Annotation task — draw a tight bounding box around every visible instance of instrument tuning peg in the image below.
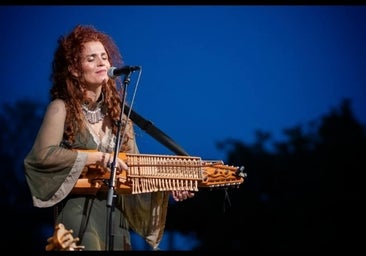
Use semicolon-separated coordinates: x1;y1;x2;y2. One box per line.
236;166;247;178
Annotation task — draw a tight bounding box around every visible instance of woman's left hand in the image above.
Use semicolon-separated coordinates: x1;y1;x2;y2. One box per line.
171;190;195;202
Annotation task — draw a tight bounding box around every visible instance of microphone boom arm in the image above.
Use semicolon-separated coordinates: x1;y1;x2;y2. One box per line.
124;105;189;156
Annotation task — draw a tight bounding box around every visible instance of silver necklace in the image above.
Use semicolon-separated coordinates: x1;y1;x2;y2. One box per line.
82;93;105;124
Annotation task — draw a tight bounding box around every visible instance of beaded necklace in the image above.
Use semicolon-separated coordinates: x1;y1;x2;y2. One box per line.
82;93;105;124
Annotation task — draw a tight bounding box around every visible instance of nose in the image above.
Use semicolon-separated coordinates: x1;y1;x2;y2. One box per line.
96;56;106;66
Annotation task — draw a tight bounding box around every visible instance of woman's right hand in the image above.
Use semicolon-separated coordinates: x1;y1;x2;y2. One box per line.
86;151;128;173
101;153;128;173
104;153;129;173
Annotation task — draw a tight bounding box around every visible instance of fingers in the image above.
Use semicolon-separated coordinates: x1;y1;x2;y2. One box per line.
106;158;128;172
102;152;128;171
171;190;195;202
114;160;128;172
118;159;128;170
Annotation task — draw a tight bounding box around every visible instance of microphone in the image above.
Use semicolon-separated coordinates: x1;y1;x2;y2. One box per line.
107;66;141;78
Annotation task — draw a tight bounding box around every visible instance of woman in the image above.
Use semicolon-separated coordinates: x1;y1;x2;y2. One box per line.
24;24;194;251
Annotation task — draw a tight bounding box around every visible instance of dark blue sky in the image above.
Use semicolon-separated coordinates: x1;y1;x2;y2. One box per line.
1;5;365;159
1;5;366;250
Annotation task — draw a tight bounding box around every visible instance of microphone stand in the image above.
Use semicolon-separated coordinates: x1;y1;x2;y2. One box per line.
105;69;190;250
106;72;131;251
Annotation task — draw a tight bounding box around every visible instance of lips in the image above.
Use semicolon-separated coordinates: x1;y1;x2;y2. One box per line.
96;69;107;74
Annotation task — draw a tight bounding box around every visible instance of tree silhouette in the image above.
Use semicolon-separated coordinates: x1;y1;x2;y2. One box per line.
167;98;365;252
1;100;54;252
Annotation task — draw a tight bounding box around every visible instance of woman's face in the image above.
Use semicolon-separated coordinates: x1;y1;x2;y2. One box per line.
79;41;111;88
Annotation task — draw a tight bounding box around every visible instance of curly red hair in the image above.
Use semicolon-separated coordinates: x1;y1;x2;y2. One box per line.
50;24;126;146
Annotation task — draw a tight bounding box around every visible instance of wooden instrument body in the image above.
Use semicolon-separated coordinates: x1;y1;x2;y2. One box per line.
72;151;246;195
